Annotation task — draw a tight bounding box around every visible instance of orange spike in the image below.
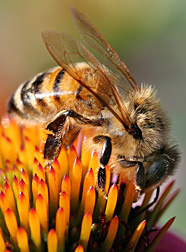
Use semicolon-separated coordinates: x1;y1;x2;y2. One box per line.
59;191;70;225
32;174;39;206
56;207;66;251
4;208;18;245
23;136;35;168
17;192;29;232
105;184;118;221
12;175;19;200
0;231;5;252
81;147;91;179
36;126;47;148
0;185;3;195
84;186;96;216
38;179;49;210
88;151;99;179
48;166;58;213
17;227;30;252
32;157;39;177
13;162;20;177
34;146;44;166
4;180;16;213
72;131;82;155
22;124;41;147
16;159;26;177
52;158;61;192
127;220;146;251
57;145;69;178
61;174;71;199
19;145;28;168
148;180;175;229
1;117;21;153
105;165;111;194
20;168;30;197
120;178;136;221
37;163;45;181
146;217;175;252
29;208;41;249
0;169;5;186
36;194;48;235
1;131;16;164
5;164;13;182
81;168;94;206
19;179;29;202
71;157;82;213
0;190;10;214
74;245;84;252
68;145;78;178
102;216;119;251
79;212;92;251
47;229;58;252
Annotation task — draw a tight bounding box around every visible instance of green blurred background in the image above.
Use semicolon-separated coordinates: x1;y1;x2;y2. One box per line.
0;0;186;240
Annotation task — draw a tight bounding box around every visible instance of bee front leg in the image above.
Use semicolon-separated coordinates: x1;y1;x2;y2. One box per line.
136;162;145;190
93;136;112;197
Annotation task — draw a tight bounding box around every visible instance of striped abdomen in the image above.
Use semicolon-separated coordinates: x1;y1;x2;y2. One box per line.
7;63;102;125
8;67;67;124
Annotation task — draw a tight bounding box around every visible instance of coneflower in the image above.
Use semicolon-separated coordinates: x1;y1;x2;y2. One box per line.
0;116;179;252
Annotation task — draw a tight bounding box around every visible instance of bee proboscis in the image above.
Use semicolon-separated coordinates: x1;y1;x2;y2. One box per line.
8;7;179;199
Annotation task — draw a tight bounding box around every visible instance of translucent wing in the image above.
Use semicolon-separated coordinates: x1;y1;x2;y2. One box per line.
70;7;139;91
42;30;131;129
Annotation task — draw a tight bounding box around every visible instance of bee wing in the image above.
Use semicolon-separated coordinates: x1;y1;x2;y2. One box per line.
42;30;131;128
70;7;139;91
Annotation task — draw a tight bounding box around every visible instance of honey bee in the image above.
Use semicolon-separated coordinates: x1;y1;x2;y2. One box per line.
8;7;179;198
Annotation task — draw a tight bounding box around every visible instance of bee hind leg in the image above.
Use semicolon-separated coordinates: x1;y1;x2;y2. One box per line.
44;112;68;161
44;109;105;161
93;135;112;198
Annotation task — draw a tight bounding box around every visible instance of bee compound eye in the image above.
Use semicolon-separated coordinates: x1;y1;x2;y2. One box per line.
128;124;142;140
145;157;168;187
134;102;139;110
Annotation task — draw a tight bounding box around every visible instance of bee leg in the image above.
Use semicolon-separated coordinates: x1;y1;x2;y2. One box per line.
44;134;62;161
136;162;145;189
44;110;86;161
64;109;105;126
134;187;160;217
44;113;67;161
93;136;112;197
44;109;105;161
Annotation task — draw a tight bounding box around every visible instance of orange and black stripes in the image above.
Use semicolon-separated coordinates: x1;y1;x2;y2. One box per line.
7;63;100;124
33;72;48;109
7;67;67;121
21;80;37;114
7;93;24;117
53;69;65;102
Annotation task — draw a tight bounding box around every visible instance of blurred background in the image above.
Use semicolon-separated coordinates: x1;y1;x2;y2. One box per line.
0;0;186;239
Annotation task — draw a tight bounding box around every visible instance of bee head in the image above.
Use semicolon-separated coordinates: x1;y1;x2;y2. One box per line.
127;85;168;154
